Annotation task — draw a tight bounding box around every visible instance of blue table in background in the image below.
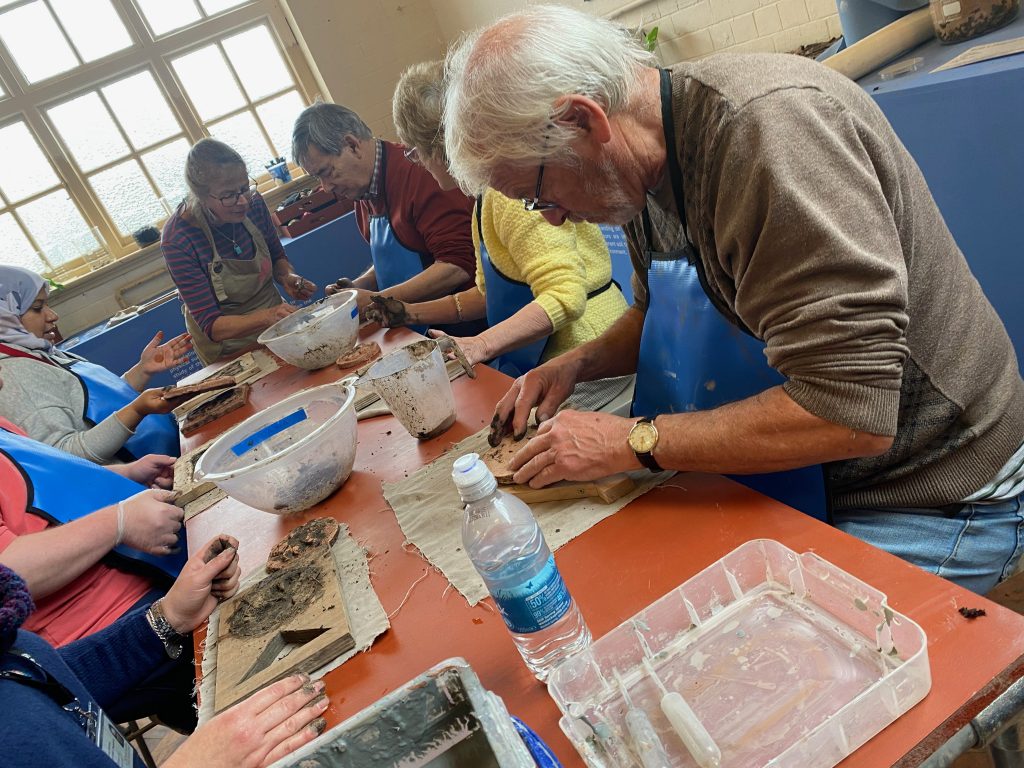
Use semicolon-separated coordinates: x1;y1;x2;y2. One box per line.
859;14;1024;370
60;212;372;384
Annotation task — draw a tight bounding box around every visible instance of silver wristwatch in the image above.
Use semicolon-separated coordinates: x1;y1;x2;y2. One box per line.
146;600;186;660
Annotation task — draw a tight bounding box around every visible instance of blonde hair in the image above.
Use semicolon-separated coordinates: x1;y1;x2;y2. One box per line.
445;5;655;194
184;138;246;219
392;60;446;162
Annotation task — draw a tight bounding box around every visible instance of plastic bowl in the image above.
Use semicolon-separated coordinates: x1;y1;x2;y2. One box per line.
194;382;357;514
257;290;359;370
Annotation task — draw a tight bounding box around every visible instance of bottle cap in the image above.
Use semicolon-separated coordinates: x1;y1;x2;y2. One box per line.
452;453;497;501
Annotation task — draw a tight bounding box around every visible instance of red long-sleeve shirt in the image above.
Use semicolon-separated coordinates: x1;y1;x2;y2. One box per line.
354;141;476;288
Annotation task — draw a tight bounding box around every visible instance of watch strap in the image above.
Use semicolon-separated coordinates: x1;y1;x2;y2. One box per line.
146;600;186;660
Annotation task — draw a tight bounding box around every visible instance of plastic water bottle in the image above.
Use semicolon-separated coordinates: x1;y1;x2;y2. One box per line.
452;452;591;680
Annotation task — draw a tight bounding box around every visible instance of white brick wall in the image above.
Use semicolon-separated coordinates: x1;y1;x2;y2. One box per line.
627;0;839;63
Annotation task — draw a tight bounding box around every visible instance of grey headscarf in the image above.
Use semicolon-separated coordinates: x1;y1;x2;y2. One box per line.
0;266;55;354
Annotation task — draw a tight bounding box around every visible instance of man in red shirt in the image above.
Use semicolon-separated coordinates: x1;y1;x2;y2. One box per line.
292;102;483;333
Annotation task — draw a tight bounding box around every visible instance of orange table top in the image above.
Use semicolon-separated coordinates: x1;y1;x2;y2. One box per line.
185;326;1024;767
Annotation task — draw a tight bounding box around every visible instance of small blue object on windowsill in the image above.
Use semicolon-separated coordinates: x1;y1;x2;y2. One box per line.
266;157;292;185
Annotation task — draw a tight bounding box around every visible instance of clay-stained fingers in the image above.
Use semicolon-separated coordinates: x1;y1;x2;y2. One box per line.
259;693;330;766
252;676;326;736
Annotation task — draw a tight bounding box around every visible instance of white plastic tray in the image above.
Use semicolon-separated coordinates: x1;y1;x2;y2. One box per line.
548;539;931;767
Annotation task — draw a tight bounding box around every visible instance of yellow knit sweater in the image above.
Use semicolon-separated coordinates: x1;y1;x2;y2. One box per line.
472;190;627;360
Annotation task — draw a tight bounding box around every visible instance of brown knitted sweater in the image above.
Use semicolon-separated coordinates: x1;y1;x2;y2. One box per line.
626;54;1024;511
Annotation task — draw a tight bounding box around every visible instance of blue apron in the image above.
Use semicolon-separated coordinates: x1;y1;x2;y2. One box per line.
66;358;180;460
0;428;185;582
476;201;548;378
631;69;828;522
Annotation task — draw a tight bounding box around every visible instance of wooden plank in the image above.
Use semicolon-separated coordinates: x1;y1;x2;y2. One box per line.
214;547;354;712
161;375;236;401
503;473;637;505
173;442;225;509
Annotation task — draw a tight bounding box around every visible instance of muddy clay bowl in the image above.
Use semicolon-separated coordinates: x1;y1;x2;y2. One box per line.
194;382;357;514
257;290;358;370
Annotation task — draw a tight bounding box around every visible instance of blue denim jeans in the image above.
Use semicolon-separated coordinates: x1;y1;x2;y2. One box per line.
833;491;1024;595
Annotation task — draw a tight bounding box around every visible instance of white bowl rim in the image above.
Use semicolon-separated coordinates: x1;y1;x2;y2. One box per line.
256;289;358;345
195;381;356;482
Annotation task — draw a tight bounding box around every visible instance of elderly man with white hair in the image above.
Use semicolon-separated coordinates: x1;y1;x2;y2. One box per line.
444;6;1024;593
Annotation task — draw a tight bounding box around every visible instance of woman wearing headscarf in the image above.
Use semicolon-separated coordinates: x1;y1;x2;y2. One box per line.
378;60;628;377
0;265;190;463
0;547;330;767
162;138;316;366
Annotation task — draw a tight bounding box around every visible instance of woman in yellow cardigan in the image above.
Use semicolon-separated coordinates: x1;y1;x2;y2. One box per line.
373;60;627;377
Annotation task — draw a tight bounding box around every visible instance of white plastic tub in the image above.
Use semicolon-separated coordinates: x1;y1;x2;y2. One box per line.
194;382;357;514
548;539;931;768
257;290;359;370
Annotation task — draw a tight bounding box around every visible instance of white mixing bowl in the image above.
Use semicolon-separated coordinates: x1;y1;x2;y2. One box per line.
194;382;357;514
257;290;359;370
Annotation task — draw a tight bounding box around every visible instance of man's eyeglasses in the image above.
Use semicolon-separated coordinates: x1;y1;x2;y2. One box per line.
522;163;559;212
209;180;258;206
403;146;420;164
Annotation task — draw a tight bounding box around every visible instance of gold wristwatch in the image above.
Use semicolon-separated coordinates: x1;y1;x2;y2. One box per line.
628;417;662;472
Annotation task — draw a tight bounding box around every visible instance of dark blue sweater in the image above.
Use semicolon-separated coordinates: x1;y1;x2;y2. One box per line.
0;611;169;767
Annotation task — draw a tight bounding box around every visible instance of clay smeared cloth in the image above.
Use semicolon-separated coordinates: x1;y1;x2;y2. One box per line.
197;523;388;722
382;426;673;605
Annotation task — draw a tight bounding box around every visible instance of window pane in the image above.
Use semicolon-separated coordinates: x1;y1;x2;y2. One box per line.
48;0;132;63
48;93;129;172
135;0;200;36
141;139;190;207
198;0;249;14
90;160;164;235
255;90;304;160
208;111;272;174
222;25;292;101
102;71;180;150
18;191;97;267
172;45;246;121
0;121;60;202
0;213;45;272
0;2;79;83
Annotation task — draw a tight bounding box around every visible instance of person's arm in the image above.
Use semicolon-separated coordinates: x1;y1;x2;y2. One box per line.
208;305;296;343
0;359;132;463
366;287;484;327
247;197;316;302
508;385;894;487
381;261;470;303
0;490;182;598
123;332;193;392
272;257;315;301
430;302;553;367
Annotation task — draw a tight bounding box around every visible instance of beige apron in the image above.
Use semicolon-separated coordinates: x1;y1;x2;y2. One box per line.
184;210;284;365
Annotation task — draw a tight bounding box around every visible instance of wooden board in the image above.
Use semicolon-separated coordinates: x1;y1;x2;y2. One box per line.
179;383;250;436
502;473;637;504
172;350;277;418
482;427;538;484
214;547;354;712
173;442;225;516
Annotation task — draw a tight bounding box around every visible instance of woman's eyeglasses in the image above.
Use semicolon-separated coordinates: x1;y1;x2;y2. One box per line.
210;179;258;205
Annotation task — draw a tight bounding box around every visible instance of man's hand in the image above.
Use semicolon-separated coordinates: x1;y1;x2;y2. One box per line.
115;454;176;488
488;356;582;446
363;294;409;327
119;489;183;554
163;674;328;768
139;332;192;375
510;410;641;487
160;535;240;633
325;277;353;297
280;273;316;301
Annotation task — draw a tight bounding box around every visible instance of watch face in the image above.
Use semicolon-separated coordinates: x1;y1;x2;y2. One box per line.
629;421;658;453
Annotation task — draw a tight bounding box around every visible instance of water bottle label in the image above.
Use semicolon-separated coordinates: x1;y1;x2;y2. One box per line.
491;554;572;634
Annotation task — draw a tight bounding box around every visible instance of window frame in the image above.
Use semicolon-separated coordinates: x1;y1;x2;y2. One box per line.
0;0;319;276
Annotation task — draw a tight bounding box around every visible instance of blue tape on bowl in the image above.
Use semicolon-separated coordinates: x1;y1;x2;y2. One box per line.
231;408;307;457
350;306;358;318
512;716;561;767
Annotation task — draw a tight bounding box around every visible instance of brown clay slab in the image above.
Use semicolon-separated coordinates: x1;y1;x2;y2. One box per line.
336;342;381;372
481;427;537;484
179;383;251;436
161;375;236;401
266;517;341;572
